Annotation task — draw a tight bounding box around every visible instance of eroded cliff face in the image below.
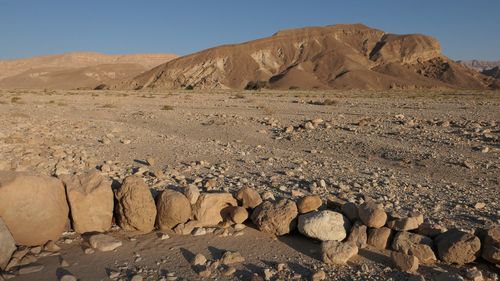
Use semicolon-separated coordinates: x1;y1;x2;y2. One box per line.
116;24;495;91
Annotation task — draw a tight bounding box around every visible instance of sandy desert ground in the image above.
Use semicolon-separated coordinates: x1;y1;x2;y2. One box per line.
0;89;499;281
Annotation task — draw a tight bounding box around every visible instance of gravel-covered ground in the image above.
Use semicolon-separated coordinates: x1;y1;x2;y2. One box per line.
0;89;499;281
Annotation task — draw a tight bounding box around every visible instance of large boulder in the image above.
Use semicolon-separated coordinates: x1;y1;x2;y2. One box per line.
115;176;156;233
321;241;358;265
0;171;69;246
236;187;262;209
481;225;500;264
156;189;191;230
358;201;387;228
367;227;392;250
392;231;433;253
251;199;298;236
435;229;481;264
62;172;113;233
297;195;322;214
0;218;16;270
387;213;424;231
298;210;350;241
192;193;237;226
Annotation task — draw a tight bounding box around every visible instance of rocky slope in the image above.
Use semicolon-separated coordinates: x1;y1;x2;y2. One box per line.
115;24;496;91
0;52;177;90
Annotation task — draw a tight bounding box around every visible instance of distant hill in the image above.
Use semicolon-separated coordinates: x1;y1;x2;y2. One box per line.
458;60;500;71
0;52;178;89
481;66;500;79
113;24;496;91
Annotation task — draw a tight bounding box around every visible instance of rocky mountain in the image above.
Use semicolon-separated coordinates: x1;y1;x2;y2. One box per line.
114;24;496;91
0;52;177;89
458;60;500;71
482;66;500;79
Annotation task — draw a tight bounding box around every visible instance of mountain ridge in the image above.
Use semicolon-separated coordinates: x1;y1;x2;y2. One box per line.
113;24;496;91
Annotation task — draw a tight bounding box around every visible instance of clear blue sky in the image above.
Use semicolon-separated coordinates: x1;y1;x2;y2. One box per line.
1;0;499;60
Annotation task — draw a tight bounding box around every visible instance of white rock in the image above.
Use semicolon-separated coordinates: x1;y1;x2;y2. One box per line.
298;210;351;241
88;234;122;252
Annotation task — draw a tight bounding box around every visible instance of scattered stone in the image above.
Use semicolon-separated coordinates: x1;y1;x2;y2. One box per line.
62;171;113;233
192;227;207;236
465;267;484;281
367;227;392;250
321;241;358;265
0;218;16;270
160;233;170;240
60;257;70;267
220;251;245;265
474;202;486;209
229;206;249;224
311;270;327;281
481;225;499;264
236;187;262;209
18;263;44;275
251;199;298;236
391;251;419;273
435;229;481;264
131;275;143;281
108;271;120;279
192;253;207;266
43;240;61;252
30;246;42;255
60;275;77;281
347;221;367;248
156;189;191;230
263;268;275;280
341;202;358;221
84;248;94;255
234;223;246;231
358;201;387;228
297;195;322;214
387;213;424;231
298;210;350;241
88;234;122;252
198;269;211;278
115;176;157;233
0;171;69;246
192;193;237;227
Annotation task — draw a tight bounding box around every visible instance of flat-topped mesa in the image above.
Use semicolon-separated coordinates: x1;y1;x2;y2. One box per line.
114;23;494;91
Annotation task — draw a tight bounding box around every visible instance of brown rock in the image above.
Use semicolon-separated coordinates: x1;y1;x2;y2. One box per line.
392;231;433;254
417;222;447;238
358;201;387;228
0;218;16;270
115;176;156;233
251;199;298;236
435;229;481;264
407;244;437;264
0;171;69;246
347;221;367;249
321;241;358;265
391;251;419;273
62;172;113;233
236;187;262;209
387;213;424;231
156;189;191;230
341;202;358;221
481;225;500;264
367;227;392;249
229;206;249;224
220;251;245;265
192;192;237;227
297;195;322;214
